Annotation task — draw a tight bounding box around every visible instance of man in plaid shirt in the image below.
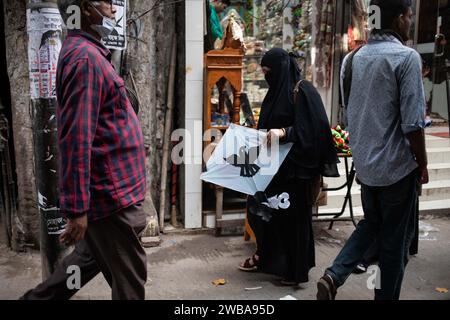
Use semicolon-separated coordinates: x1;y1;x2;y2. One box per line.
22;0;147;300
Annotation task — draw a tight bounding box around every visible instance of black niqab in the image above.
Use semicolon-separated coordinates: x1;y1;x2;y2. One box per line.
258;48;301;130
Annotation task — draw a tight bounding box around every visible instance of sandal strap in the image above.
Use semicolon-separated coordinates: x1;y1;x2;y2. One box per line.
251;254;260;267
242;255;259;268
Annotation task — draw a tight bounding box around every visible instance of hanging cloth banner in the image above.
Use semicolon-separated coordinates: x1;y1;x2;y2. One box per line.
200;124;293;196
103;0;127;51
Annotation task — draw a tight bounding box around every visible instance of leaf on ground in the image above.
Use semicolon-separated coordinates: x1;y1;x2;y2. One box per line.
435;287;448;293
212;278;227;286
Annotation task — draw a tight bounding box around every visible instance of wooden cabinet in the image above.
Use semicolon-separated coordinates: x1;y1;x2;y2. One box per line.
203;15;249;236
204;17;245;134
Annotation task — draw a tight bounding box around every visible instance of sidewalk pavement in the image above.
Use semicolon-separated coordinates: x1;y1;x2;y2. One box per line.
0;216;449;300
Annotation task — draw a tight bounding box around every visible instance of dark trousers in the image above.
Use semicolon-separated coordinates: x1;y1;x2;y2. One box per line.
326;170;418;300
21;203;147;300
359;198;420;266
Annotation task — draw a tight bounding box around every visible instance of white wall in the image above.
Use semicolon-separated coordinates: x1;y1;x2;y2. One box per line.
184;0;204;229
430;81;449;120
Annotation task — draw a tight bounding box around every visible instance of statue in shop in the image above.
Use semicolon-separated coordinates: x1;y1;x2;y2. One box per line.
216;10;246;51
220;8;245;34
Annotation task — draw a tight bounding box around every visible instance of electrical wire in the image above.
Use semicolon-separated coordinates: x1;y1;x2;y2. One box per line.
127;0;185;24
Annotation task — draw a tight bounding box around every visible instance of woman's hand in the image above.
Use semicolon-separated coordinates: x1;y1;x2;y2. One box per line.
267;128;286;147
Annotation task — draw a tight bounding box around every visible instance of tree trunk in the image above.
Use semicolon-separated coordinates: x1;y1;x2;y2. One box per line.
125;0;177;221
1;0;181;251
3;0;40;250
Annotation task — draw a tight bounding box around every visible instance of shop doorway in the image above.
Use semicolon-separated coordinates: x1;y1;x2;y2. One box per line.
416;0;450;124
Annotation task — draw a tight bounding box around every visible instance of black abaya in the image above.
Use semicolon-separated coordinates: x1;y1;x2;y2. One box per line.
248;173;319;283
247;48;339;283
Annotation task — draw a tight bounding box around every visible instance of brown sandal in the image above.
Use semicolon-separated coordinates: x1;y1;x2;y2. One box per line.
238;254;259;272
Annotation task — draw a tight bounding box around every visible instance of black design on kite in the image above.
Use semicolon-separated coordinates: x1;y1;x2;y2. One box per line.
224;146;261;177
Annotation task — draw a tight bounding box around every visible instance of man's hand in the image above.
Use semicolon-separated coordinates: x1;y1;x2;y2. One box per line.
267;129;286;147
59;214;88;246
406;129;428;185
419;166;429;185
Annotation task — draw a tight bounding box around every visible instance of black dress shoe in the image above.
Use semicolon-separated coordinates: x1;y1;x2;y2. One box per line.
317;274;337;300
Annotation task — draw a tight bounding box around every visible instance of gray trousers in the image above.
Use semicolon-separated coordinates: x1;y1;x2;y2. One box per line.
21;203;147;300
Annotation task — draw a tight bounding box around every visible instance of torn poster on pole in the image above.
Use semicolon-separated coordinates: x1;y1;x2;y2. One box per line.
27;7;63;99
27;5;66;236
102;0;127;50
200;124;293;195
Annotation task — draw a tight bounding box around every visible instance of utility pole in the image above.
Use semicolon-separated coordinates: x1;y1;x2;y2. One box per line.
26;0;68;279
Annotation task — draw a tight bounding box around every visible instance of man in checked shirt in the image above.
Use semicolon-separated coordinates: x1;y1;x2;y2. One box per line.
21;0;148;300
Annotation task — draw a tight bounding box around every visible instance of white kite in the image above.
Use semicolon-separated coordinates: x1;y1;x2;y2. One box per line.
200;124;293;196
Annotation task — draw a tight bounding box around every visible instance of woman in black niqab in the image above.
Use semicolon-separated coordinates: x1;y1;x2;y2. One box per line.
239;48;339;285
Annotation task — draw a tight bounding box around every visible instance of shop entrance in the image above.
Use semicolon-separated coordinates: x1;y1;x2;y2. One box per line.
416;0;450;124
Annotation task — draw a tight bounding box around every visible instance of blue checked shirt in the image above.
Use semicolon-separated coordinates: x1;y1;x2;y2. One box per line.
341;32;426;187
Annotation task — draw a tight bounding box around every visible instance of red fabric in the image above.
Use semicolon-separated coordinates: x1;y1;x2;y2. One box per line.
427;132;450;138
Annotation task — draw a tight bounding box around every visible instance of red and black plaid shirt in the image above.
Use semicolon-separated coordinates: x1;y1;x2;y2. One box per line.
56;30;146;221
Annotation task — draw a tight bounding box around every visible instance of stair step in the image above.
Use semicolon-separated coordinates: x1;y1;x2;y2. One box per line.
333;147;450;171
317;199;450;219
428;163;450;180
425;135;450;148
323;179;450;208
427;147;450;164
325;162;450;188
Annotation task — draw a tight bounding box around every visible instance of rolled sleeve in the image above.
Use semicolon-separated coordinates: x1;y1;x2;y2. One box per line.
399;51;426;134
57;59;102;219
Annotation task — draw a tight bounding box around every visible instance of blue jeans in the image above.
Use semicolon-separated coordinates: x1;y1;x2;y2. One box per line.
325;169;418;300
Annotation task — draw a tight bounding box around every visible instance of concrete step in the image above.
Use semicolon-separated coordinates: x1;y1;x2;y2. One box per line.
427;147;450;164
333;146;450;171
425;135;450;148
325;163;450;188
317;199;450;219
428;163;450;180
323;179;450;208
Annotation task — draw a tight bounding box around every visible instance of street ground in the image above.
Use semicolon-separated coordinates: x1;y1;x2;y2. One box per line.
0;216;449;300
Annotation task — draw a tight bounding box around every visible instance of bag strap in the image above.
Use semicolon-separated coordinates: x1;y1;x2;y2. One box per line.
293;79;305;104
343;45;364;108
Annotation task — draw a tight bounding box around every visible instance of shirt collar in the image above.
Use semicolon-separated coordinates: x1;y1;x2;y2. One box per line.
67;29;112;60
369;31;404;45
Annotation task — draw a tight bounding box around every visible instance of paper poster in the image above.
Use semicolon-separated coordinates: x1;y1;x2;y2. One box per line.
103;0;127;50
27;7;63;100
38;192;66;235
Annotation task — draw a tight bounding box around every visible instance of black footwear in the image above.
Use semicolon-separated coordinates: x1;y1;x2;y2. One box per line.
352;263;368;274
316;274;337;300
